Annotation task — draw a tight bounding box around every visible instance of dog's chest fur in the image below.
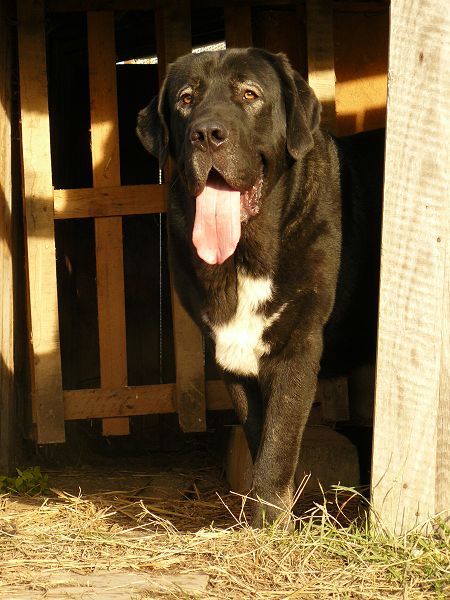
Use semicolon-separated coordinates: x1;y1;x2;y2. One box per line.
206;272;284;377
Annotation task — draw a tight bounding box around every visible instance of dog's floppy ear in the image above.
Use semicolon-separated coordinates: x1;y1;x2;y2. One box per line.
136;88;169;167
269;53;321;160
287;71;321;159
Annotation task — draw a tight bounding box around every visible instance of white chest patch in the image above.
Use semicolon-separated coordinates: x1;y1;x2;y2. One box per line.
212;274;279;377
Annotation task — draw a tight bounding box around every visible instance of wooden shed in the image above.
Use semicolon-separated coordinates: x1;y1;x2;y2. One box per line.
0;0;448;535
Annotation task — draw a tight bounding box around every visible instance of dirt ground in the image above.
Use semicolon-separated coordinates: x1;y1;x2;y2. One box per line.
1;446;447;599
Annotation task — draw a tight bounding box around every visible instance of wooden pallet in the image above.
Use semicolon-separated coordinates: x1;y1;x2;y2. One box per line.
16;0;387;445
17;0;209;442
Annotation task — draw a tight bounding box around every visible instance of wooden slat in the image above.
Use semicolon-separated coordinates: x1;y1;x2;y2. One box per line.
17;0;65;444
371;0;450;534
47;0;155;10
306;0;347;425
64;380;232;420
224;6;253;48
252;4;307;77
87;11;129;435
53;184;167;219
0;0;14;471
155;0;207;433
306;0;336;133
46;0;387;12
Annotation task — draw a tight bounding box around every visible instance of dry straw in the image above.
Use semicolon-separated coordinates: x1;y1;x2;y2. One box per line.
0;470;448;599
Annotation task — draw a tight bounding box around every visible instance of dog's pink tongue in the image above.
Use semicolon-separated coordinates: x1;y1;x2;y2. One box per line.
193;182;241;265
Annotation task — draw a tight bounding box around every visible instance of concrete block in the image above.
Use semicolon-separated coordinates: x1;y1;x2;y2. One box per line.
226;425;359;495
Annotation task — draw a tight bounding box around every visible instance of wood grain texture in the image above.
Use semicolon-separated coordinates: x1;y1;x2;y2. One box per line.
156;0;207;433
306;0;336;133
53;184;167;219
371;0;450;533
64;380;232;420
17;0;65;444
87;11;129;435
224;5;253;48
0;0;15;470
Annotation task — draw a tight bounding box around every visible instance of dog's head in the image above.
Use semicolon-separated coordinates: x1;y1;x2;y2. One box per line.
137;48;321;264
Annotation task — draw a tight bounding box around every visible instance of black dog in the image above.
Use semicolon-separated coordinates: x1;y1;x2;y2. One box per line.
137;48;383;526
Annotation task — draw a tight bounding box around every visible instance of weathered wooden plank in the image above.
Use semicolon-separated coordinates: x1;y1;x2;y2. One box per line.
87;11;129;435
17;0;65;444
155;0;207;433
437;204;450;519
0;0;15;471
371;0;450;534
224;5;253;48
64;380;232;420
306;0;336;133
53;184;167;219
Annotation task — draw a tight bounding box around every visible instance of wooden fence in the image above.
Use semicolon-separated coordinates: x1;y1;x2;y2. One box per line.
16;0;388;442
17;0;231;443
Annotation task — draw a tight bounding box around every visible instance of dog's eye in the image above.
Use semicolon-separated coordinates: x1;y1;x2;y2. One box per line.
243;89;258;101
180;92;193;105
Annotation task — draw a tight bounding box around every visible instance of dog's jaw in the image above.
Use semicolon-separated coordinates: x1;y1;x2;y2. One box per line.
240;173;264;222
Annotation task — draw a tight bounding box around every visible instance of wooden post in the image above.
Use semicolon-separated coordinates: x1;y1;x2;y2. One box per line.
155;0;206;432
0;0;15;471
371;0;450;534
224;6;253;48
87;12;129;436
306;0;336;133
306;0;349;425
17;0;65;444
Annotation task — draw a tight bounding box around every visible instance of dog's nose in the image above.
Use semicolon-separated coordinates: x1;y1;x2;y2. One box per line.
190;122;228;151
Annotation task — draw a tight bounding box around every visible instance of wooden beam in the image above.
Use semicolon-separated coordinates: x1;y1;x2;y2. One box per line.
17;0;65;444
306;0;336;133
371;0;450;534
46;0;296;10
0;0;15;471
64;380;232;420
224;5;253;48
53;184;167;219
47;0;155;10
87;11;129;436
155;0;207;433
305;0;349;426
45;0;387;12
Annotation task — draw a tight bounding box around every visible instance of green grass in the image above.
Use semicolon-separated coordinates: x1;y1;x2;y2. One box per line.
0;466;50;495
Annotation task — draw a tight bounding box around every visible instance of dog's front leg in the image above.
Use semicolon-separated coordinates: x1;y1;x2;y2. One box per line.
251;333;323;527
